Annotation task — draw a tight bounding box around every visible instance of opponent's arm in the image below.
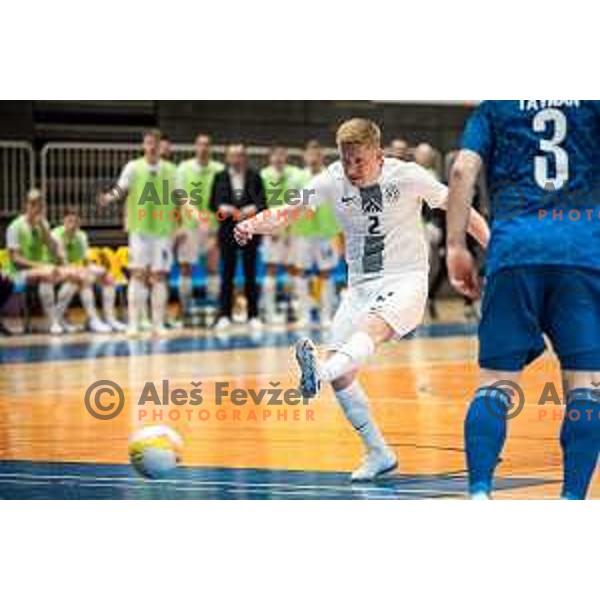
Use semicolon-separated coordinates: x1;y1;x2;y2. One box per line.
446;149;485;299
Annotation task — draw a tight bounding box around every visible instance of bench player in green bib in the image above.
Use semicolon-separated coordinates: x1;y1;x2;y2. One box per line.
99;129;178;335
175;134;224;318
49;208;126;333
5;189;79;334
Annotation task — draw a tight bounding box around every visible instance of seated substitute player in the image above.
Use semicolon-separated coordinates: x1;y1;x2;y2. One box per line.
236;119;489;480
99;129;178;335
175;134;225;317
5;189;78;334
50;207;126;333
289;140;342;327
447;100;600;500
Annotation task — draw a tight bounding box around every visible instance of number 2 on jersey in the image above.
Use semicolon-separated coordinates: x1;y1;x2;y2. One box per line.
533;108;569;191
368;215;382;235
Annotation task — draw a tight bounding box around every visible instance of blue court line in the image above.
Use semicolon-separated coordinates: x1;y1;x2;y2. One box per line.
0;322;477;365
0;460;553;500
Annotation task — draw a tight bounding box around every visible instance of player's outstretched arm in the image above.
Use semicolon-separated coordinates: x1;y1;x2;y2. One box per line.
446;149;484;299
235;168;333;246
98;161;132;207
234;203;305;246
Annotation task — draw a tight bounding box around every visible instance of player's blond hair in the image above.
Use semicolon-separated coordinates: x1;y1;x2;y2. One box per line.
336;118;381;148
25;188;42;206
142;129;162;142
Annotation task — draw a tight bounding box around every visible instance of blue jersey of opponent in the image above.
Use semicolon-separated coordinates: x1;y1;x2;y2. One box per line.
461;100;600;275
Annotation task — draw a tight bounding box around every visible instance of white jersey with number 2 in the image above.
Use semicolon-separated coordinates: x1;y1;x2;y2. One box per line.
305;157;448;285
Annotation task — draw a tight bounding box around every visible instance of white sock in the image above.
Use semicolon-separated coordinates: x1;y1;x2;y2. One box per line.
128;278;144;326
320;331;376;382
38;282;56;323
179;274;193;312
80;286;99;322
335;380;388;453
55;282;78;321
263;274;276;319
320;277;334;322
294;275;310;321
151;280;168;328
102;285;117;322
207;274;220;301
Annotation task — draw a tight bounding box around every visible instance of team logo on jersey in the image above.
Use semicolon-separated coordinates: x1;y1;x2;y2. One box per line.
360;185;383;213
384;183;401;205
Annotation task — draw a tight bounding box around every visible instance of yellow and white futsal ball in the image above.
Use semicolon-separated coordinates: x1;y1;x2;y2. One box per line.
128;425;183;478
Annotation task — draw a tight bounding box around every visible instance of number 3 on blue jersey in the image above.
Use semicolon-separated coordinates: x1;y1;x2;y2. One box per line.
533;108;569;190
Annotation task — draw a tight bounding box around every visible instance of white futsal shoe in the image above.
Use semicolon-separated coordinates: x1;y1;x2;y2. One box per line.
60;319;81;334
89;318;112;334
294;338;321;398
248;317;264;331
350;447;398;482
107;318;127;333
214;316;231;331
49;321;64;335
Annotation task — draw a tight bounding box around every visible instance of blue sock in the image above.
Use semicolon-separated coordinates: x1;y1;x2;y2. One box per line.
560;388;600;500
464;387;510;496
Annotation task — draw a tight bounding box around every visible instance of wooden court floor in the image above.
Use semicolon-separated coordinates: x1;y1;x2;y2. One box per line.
0;315;596;499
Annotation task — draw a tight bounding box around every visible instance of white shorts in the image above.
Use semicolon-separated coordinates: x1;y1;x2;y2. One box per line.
262;236;290;266
129;233;173;272
326;271;428;350
290;236;340;272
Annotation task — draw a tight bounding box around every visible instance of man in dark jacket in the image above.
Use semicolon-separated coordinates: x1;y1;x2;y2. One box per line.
210;144;267;330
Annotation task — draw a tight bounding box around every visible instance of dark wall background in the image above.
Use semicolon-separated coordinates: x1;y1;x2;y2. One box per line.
158;101;473;152
1;100;475;153
0;101;34;139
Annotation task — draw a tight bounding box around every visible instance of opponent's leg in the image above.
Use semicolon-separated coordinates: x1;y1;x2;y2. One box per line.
464;369;520;499
559;372;600;500
468;267;545;498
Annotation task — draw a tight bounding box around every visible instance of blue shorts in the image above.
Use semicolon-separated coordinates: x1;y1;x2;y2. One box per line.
479;266;600;371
